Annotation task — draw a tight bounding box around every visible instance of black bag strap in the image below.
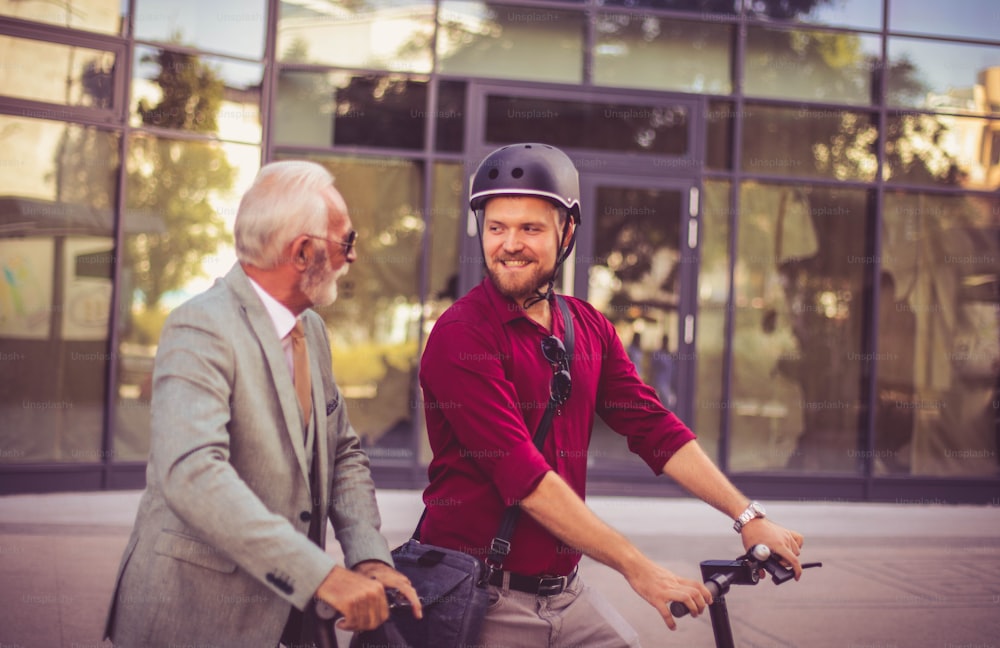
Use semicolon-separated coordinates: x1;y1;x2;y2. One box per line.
485;295;574;571
412;296;575;575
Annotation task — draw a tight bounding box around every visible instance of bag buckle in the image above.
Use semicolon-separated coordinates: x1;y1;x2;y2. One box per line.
489;538;511;559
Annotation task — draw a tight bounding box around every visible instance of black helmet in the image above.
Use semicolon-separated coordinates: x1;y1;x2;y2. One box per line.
470;143;581;223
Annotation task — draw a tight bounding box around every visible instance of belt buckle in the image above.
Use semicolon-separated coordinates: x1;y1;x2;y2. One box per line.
536;575;567;596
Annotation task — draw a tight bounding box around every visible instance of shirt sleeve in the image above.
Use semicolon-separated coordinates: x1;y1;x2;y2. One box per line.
420;318;552;506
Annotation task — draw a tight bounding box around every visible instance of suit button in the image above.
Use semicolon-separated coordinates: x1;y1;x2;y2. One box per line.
300;511;312;522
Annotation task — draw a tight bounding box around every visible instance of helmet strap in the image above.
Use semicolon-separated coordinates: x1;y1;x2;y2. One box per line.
522;217;575;309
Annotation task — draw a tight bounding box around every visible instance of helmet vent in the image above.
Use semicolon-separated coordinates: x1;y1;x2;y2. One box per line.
511;168;524;179
488;168;499;179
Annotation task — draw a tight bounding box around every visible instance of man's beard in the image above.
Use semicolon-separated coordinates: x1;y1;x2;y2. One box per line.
301;248;347;307
484;255;556;305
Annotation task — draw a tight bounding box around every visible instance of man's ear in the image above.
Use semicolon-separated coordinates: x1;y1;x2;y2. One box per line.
290;236;311;268
560;220;577;248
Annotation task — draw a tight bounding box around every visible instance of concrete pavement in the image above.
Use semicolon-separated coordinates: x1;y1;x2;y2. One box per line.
1;490;998;647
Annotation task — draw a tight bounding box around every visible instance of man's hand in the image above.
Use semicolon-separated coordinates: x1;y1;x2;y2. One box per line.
353;560;423;620
739;518;804;579
624;560;714;630
314;564;390;632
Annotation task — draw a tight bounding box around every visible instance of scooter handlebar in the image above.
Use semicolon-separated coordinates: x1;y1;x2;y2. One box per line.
669;546;820;619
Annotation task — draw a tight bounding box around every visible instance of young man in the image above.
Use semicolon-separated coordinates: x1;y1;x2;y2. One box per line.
419;143;804;646
105;161;421;648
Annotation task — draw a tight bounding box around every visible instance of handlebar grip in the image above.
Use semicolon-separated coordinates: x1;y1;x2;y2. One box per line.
762;556;795;584
315;599;339;620
669;578;722;618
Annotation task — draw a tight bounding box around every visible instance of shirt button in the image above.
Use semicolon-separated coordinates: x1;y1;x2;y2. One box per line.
299;511;312;522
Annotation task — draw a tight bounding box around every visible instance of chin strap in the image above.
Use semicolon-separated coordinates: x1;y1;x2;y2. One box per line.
521;217;577;310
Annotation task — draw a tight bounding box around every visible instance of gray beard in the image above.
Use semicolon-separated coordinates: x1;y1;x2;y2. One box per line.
302;250;344;307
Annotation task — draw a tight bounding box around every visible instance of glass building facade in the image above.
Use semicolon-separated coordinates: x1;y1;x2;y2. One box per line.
1;0;997;502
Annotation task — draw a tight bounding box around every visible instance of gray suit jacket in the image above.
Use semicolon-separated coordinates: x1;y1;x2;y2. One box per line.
105;264;392;648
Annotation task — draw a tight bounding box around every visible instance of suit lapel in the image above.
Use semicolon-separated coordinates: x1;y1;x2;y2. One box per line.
224;265;313;488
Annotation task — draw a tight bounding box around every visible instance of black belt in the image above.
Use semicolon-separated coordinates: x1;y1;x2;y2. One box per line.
488;566;578;596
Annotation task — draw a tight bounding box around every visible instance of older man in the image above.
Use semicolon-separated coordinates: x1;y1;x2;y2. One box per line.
105;160;420;647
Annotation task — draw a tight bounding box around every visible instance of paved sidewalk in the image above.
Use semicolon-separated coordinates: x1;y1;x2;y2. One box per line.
1;490;998;647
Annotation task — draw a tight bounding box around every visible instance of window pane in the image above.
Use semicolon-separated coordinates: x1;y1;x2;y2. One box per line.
732;182;870;473
587;184;685;468
418;162;465;464
748;0;880;29
594;15;732;94
1;0;125;35
278;0;434;73
879;191;1000;477
705;100;735;170
427;163;463;316
889;0;1000;43
274;155;424;462
0;116;119;464
0;35;117;110
885;113;1000;191
132;46;264;144
438;2;584;83
485;94;690;157
330;76;427;150
134;0;266;60
114;134;258;461
887;38;1000;117
745;26;880;104
435;80;466;153
693;179;731;463
274;71;428;150
742;104;878;181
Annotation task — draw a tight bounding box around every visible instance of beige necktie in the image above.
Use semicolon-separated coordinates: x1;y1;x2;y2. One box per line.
290;320;312;426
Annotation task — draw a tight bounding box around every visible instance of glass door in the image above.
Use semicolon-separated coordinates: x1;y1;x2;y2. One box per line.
574;175;700;470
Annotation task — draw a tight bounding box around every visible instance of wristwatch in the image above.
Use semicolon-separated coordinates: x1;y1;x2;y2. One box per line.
733;501;766;533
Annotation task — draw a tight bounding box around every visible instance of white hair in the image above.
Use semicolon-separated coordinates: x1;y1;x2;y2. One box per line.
234;160;336;268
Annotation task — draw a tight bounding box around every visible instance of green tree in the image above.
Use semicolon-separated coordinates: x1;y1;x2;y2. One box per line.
126;49;236;311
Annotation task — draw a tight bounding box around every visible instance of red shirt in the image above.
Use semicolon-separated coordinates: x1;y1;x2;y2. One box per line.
418;279;696;576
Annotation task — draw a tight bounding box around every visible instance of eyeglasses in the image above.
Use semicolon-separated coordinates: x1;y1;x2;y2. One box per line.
541;335;572;405
307;230;357;256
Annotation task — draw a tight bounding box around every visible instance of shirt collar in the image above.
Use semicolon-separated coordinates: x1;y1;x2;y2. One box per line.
247;277;299;340
482;277;565;339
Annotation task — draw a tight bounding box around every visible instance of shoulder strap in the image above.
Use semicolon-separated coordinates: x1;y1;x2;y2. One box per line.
486;295;575;570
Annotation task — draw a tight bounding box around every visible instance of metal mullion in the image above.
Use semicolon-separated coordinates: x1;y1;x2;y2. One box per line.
261;0;280;163
272;143;431;163
887;29;1000;49
0;98;118;127
0;14;128;49
861;0;891;497
102;0;137;490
